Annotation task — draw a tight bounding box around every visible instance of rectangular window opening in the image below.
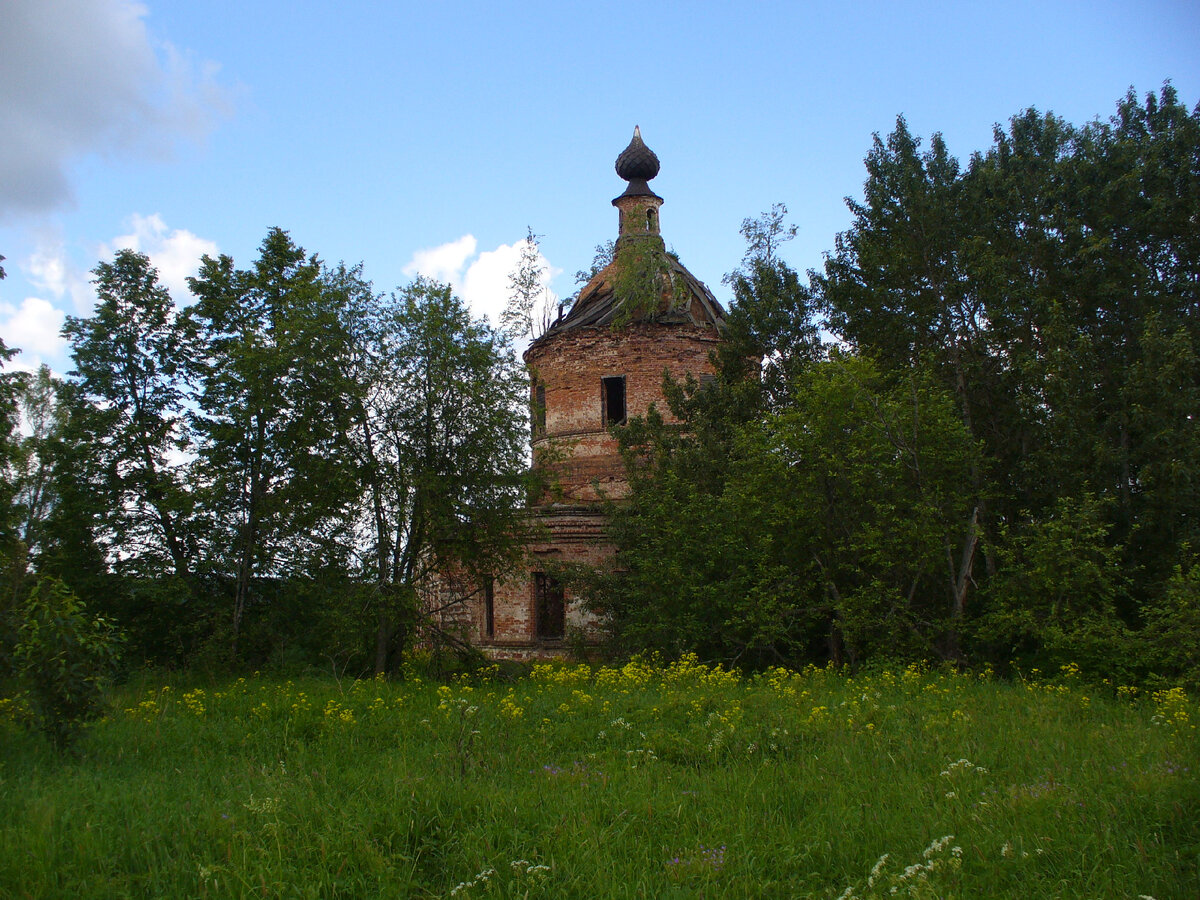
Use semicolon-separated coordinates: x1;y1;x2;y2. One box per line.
602;375;627;426
533;384;546;435
483;577;494;640
534;571;565;640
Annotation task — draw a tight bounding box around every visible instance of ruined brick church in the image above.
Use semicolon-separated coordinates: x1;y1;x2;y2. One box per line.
445;128;726;659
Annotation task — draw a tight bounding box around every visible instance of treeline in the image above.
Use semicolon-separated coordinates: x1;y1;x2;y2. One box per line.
2;87;1196;684
0;230;534;675
590;86;1199;684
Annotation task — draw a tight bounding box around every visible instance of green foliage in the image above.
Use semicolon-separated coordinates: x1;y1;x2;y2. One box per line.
341;276;535;672
976;495;1131;677
718;203;822;402
63;249;197;580
807;85;1200;675
608;239;684;326
597;353;980;668
733;201;796;267
1140;547;1200;688
501;227;553;339
2;369;109;608
12;577;122;750
187;228;362;650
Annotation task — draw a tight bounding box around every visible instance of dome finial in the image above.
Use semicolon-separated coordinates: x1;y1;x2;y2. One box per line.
614;126;661;197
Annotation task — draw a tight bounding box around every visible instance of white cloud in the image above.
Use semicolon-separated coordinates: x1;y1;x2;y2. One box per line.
460;242;525;326
402;235;560;332
403;235;478;285
1;214;217;373
0;0;232;218
102;213;218;299
26;240;95;314
0;296;68;371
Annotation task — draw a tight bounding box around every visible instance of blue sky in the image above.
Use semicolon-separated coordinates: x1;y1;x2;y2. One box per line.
2;0;1198;374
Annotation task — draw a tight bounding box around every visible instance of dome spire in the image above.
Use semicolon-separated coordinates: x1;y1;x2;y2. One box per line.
614;125;661;200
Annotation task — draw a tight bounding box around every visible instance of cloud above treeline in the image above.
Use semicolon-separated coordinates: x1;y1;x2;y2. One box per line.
1;214;217;374
404;235;559;331
99;213;218;300
0;0;231;218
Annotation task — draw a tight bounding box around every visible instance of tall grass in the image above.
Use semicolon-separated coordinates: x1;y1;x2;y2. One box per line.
1;659;1195;898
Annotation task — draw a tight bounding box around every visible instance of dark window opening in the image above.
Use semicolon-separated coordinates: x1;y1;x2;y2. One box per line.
534;572;565;640
699;373;717;391
483;577;494;640
533;384;546;435
602;375;627;426
646;208;657;232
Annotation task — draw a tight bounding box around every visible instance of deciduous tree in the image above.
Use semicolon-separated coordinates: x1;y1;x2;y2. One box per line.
343;277;534;673
187;228;360;653
63;250;197;580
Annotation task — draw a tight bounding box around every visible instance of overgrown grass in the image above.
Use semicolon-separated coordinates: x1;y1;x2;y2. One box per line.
1;659;1196;898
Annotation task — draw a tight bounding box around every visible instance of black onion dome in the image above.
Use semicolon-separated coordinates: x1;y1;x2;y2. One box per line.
615;126;660;182
613;126;662;200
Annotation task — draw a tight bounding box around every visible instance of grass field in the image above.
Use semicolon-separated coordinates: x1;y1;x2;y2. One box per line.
1;658;1196;899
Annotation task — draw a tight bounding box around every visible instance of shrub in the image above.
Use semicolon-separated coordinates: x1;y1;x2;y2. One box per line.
13;577;123;750
1141;548;1200;687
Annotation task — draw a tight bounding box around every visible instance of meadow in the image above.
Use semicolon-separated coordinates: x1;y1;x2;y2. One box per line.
0;657;1196;899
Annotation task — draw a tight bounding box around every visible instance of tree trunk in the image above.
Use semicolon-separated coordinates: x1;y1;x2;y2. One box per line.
373;608;393;676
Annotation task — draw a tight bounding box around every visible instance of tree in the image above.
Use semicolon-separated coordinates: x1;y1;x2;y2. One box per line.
0;336;23;566
0;335;24;669
187;228;360;654
597;352;979;667
735;202;797;266
574;241;615;286
501;228;555;340
13;576;122;751
813;86;1200;671
0;261;28;643
343;277;534;673
718;203;822;403
8;367;67;581
62;250;197;581
976;494;1129;676
1;370;109;671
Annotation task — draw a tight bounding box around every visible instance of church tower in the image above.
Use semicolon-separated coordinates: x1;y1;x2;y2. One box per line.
475;128;727;657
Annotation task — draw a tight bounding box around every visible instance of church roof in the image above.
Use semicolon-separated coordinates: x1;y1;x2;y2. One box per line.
541;253;727;336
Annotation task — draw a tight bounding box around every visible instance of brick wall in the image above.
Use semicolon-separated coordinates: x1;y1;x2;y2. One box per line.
526;321;721;503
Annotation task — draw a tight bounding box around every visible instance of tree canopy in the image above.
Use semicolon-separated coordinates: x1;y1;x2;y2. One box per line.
591;85;1200;682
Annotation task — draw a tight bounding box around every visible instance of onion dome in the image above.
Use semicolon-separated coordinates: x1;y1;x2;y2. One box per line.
614;126;661;199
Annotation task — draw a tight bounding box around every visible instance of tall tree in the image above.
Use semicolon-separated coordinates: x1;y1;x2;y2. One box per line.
0;260;20;568
815;86;1199;669
2;370;107;610
62;250;197;580
0;337;23;570
187;228;359;652
719;203;822;403
343;277;534;673
501;228;555;340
